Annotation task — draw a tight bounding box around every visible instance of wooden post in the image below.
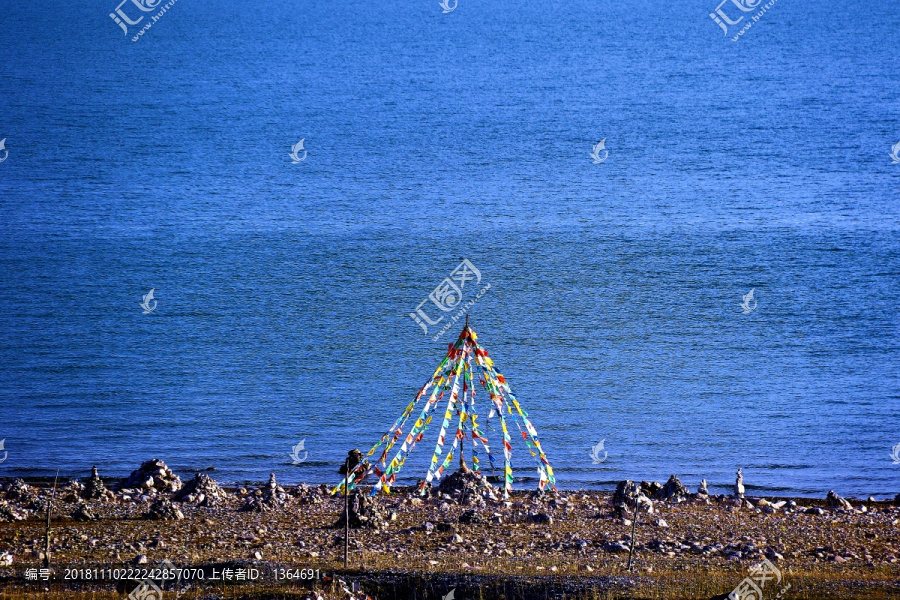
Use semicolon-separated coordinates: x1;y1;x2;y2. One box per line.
461;314;469;472
43;471;59;569
459;433;466;472
343;457;350;570
627;482;640;572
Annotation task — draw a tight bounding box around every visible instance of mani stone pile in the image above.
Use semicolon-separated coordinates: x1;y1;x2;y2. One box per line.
173;473;227;506
146;499;185;521
117;459;183;493
611;475;692;518
0;480;32;522
240;474;288;512
434;469;500;505
333;492;388;530
82;466;112;500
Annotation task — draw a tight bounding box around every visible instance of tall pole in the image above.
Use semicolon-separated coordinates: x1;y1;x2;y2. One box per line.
627;482;640;572
459;431;466;472
460;319;469;472
43;471;59;569
343;457;349;570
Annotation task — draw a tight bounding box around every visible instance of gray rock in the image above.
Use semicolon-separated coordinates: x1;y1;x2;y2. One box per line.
458;508;485;524
240;474;288;512
71;504;97;522
602;541;630;552
613;480;655;516
337;449;369;477
437;469;498;504
145;499;184;521
613;480;635;506
826;490;852;510
527;512;553;524
734;468;745;498
655;475;690;502
332;492;387;530
0;500;27;522
3;479;35;503
641;481;663;497
82;466;109;500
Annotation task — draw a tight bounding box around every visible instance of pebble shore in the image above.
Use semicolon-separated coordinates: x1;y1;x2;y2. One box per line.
1;463;899;600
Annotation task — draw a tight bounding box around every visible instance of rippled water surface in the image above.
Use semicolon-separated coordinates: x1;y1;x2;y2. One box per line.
0;0;898;498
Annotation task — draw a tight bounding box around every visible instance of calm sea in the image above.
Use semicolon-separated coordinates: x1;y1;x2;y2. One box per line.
0;0;898;498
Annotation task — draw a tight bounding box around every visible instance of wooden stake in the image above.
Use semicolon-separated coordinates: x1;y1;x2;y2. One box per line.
459;432;466;472
343;457;350;570
43;471;59;569
627;482;640;572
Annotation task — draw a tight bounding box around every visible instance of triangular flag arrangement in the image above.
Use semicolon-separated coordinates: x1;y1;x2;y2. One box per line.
333;321;556;498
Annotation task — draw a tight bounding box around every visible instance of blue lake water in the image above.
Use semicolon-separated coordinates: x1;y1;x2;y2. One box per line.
0;0;898;498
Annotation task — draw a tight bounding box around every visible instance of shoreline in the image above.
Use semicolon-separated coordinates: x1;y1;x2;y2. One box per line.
3;473;896;504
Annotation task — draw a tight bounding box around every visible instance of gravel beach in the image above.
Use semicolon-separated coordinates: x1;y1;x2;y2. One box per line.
1;465;899;600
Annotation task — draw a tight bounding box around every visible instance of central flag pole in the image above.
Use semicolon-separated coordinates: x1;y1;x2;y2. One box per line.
343;457;349;569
